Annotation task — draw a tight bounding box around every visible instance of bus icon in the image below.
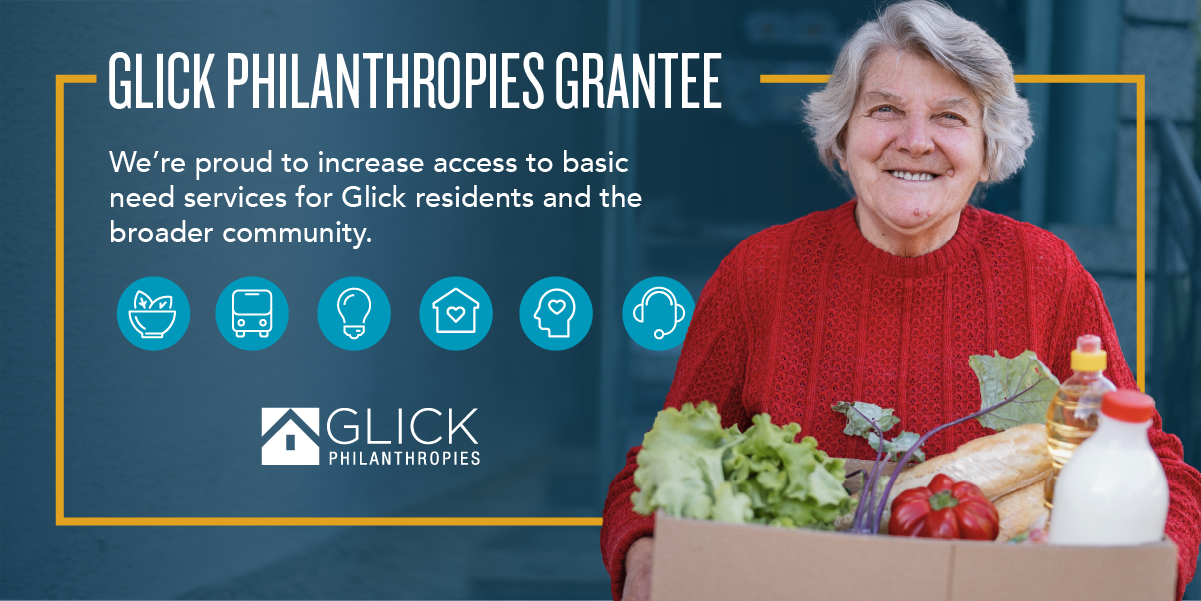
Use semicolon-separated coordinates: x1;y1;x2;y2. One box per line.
232;289;273;338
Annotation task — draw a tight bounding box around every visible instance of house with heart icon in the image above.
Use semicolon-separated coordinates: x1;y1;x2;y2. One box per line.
433;287;480;334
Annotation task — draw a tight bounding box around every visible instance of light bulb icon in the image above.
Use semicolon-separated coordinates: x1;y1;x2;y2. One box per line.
337;287;371;339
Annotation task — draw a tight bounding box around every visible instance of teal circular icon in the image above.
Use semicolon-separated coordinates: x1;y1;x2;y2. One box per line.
419;277;492;351
117;277;190;350
318;277;391;350
622;277;694;351
215;277;288;350
519;277;592;350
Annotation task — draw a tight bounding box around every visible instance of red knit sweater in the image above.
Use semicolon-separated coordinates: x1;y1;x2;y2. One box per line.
600;200;1201;600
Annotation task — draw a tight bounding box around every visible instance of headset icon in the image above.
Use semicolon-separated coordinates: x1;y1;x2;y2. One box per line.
632;286;687;340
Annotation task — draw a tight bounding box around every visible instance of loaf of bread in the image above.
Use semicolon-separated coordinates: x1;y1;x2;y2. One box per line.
835;423;1051;532
994;479;1050;542
888;423;1051;499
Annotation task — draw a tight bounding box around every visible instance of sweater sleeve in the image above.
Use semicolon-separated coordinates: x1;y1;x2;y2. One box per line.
599;242;753;600
1050;259;1201;601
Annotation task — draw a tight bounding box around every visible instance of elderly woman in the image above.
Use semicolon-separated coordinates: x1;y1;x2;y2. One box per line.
600;1;1201;599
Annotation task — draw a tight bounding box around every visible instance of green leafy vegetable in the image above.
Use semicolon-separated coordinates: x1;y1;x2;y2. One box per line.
832;402;899;438
631;403;853;529
724;414;853;528
868;429;926;463
970;350;1061;431
630;402;745;521
833;402;924;463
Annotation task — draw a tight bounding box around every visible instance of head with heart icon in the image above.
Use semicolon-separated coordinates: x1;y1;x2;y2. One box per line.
533;288;576;338
518;277;593;350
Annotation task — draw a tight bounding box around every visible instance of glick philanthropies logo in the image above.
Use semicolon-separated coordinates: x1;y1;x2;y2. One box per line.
262;408;321;465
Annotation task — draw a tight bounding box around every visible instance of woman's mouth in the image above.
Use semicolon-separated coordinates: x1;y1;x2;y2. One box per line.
889;170;938;181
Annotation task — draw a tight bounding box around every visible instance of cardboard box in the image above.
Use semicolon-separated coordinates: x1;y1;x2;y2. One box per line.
650;513;1177;601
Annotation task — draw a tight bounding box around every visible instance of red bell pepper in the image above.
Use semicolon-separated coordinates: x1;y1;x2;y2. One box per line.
888;473;999;540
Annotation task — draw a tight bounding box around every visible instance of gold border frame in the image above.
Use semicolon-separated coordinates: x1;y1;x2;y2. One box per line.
54;74;599;527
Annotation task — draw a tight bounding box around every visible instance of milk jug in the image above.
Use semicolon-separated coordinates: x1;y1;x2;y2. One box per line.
1048;390;1169;545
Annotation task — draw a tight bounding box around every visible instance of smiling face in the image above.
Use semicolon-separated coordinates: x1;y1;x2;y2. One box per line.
841;50;988;255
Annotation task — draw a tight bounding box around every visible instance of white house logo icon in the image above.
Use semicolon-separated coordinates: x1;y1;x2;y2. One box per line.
432;287;480;334
262;408;320;465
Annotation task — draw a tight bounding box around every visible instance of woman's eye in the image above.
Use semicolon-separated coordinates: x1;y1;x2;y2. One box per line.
872;106;895;116
940;113;965;123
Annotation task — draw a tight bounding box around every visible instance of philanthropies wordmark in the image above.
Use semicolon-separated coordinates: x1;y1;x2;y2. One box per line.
263;406;482;468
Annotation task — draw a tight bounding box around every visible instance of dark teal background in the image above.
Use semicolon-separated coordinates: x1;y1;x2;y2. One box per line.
2;0;1188;598
2;2;614;597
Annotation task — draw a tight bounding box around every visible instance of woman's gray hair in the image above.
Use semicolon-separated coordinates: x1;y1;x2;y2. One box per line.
804;0;1033;184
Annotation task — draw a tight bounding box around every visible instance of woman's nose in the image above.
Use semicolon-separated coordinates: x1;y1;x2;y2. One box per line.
895;115;935;157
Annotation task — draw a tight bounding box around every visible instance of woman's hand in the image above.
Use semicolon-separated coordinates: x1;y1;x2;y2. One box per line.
621;537;654;601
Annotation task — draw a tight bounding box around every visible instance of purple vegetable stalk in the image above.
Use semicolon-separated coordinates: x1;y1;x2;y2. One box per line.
848;405;888;532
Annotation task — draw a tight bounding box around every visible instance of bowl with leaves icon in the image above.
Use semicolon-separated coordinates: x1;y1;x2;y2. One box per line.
128;290;176;339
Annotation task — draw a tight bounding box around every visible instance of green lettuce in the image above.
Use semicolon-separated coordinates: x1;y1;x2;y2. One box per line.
631;403;853;529
630;402;747;521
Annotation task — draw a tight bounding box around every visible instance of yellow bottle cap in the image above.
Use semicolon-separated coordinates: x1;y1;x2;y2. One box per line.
1071;349;1107;372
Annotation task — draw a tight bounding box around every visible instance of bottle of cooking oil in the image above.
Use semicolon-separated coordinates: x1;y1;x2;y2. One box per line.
1044;334;1115;508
